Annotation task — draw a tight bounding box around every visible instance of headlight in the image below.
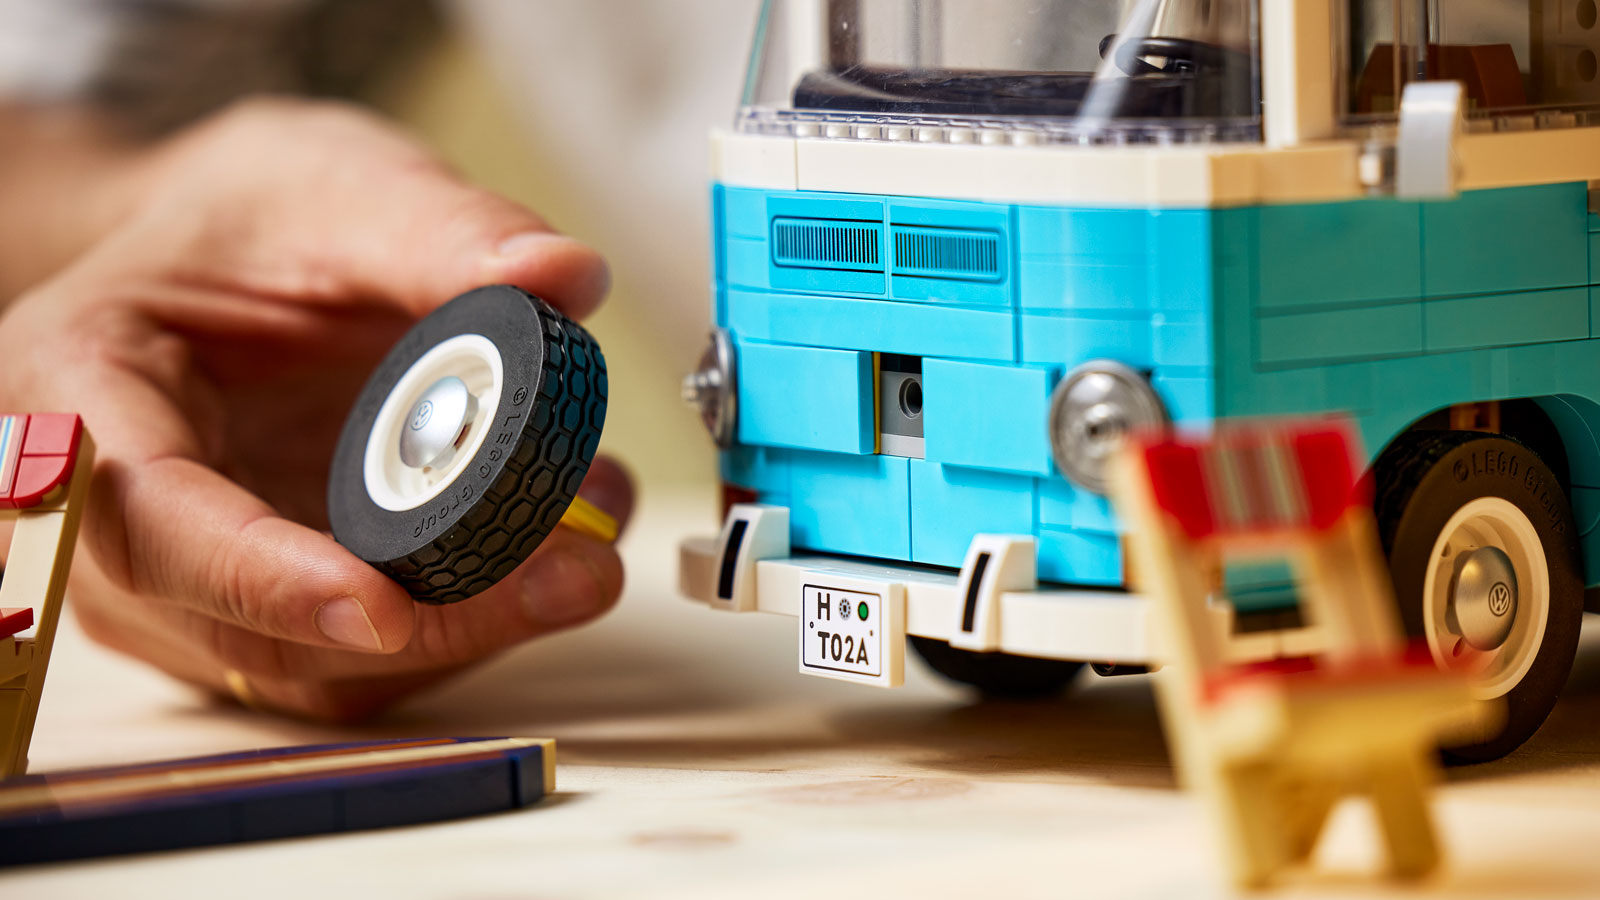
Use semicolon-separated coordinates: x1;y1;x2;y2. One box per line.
682;329;738;448
1048;360;1166;494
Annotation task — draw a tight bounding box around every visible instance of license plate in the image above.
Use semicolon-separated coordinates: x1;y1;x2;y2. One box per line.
799;581;905;687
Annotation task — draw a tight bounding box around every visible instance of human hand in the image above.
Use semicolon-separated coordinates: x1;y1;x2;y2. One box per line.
0;99;633;720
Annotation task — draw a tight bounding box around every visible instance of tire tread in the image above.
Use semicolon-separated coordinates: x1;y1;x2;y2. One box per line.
383;298;607;604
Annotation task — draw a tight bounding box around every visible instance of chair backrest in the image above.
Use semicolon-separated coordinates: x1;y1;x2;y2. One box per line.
0;413;91;777
1138;423;1364;544
1114;419;1400;684
0;414;84;510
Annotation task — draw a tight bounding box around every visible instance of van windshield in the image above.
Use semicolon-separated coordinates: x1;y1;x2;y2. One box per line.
740;0;1262;145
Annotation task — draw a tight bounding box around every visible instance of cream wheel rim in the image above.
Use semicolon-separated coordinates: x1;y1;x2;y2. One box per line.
1421;496;1548;699
363;334;503;512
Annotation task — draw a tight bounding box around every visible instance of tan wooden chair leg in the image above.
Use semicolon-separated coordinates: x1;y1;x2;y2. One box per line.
1210;764;1292;888
1367;749;1442;879
1283;778;1340;863
0;690;24;777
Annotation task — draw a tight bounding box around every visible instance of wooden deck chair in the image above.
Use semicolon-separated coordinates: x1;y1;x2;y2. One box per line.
0;414;93;778
1110;420;1486;887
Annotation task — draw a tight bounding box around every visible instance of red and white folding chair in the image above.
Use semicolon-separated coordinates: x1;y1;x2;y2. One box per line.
0;414;93;777
1111;420;1487;887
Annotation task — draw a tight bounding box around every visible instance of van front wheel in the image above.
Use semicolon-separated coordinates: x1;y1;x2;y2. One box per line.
908;637;1084;699
1373;431;1583;762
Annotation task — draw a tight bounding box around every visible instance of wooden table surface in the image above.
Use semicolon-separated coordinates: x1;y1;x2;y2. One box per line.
6;488;1600;899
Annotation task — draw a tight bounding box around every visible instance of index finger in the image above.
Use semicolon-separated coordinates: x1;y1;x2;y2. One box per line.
87;455;417;653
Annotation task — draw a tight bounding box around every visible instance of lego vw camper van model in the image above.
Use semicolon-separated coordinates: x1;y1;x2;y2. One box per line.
679;0;1600;761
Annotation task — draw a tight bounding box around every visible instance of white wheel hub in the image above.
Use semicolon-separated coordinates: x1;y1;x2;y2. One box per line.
363;334;503;512
1422;496;1549;699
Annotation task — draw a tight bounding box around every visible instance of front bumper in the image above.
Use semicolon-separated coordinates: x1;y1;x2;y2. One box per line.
680;533;1155;662
679;504;1320;680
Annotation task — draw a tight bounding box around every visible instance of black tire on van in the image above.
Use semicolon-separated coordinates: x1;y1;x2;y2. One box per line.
908;636;1084;699
1373;430;1583;762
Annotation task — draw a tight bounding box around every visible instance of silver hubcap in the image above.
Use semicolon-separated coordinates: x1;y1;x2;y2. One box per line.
362;333;503;513
399;376;478;470
1451;545;1518;652
1423;497;1549;699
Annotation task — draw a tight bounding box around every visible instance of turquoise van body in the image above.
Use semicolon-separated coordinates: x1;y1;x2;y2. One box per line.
712;180;1600;598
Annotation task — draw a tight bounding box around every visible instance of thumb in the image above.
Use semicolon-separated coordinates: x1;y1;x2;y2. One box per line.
87;455;417;653
329;176;613;320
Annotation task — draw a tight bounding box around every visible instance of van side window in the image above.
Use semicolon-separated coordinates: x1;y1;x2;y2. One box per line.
1343;1;1600;129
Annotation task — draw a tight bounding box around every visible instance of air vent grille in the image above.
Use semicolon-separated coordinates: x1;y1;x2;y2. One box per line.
891;227;1003;282
771;218;881;271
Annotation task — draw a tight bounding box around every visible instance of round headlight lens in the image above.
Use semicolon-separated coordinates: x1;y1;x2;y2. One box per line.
1048;360;1166;494
681;329;738;448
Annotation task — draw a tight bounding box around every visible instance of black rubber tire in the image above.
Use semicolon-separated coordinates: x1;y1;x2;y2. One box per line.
1373;430;1583;762
328;285;607;604
908;636;1085;699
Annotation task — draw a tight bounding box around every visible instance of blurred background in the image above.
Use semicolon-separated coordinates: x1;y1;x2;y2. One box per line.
383;1;760;494
385;1;758;493
0;0;766;494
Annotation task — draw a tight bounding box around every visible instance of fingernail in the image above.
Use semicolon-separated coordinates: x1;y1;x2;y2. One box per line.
494;231;553;259
584;255;613;303
315;597;384;651
520;551;608;628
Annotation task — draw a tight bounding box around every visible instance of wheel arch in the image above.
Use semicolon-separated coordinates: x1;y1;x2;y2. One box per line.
1367;395;1600;598
1530;395;1600;602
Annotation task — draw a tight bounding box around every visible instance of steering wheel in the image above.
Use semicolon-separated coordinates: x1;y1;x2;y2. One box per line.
1098;34;1240;76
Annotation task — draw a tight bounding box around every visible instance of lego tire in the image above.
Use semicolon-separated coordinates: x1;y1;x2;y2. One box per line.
908;636;1085;699
1374;431;1583;763
327;285;607;604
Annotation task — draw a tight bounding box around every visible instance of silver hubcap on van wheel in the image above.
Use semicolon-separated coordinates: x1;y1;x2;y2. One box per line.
1422;497;1548;699
1453;545;1517;651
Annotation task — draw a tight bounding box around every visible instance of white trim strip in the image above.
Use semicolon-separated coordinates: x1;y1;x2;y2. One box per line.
713;127;1600;208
